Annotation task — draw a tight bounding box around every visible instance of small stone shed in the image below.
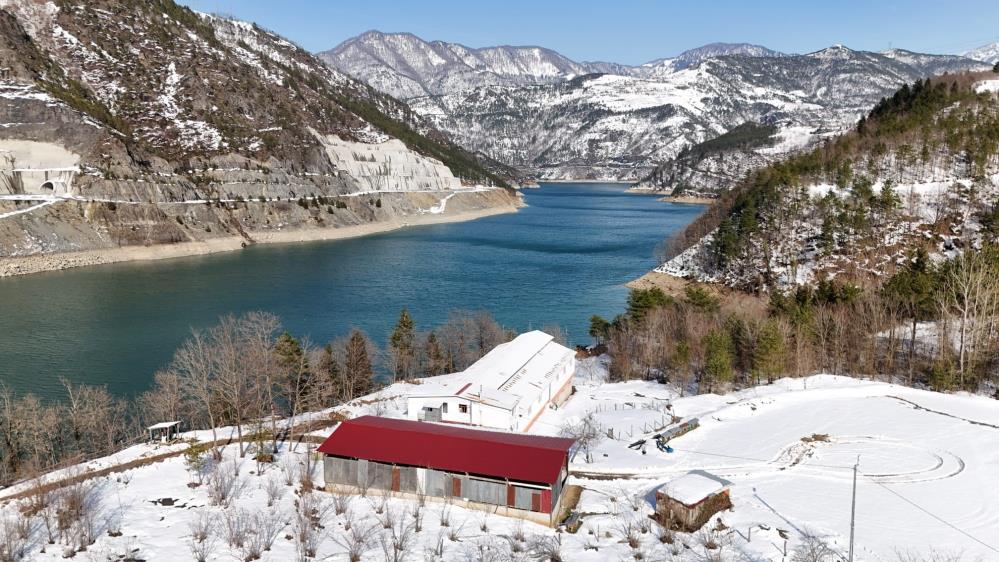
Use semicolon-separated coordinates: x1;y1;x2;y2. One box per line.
655;470;732;531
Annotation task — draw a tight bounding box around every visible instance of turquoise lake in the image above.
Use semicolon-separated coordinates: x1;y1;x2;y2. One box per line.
0;182;702;399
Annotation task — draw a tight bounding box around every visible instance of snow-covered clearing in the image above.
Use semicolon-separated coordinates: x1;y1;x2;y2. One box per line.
974;79;999;94
4;361;999;560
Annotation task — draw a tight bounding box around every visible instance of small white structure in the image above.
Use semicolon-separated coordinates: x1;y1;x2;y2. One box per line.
146;421;181;443
407;331;576;432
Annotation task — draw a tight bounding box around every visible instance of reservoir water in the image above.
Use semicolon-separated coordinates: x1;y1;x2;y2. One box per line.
0;182;702;399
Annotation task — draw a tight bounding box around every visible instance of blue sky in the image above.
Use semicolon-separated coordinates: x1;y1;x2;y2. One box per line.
181;0;999;64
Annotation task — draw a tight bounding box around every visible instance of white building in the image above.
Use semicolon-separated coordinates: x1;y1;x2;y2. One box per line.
407;331;576;432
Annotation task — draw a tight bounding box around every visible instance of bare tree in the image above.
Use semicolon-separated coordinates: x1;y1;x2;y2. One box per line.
264;475;285;507
791;532;838;562
0;516;29;562
222;509;250;550
378;514;416;562
939;250;999;385
138;370;187;427
334;519;374;562
527;534;564;562
559;411;604;463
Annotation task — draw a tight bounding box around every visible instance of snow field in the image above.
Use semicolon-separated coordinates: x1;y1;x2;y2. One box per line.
3;362;999;560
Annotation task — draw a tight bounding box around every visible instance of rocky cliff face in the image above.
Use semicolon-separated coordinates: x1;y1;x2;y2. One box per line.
0;0;516;264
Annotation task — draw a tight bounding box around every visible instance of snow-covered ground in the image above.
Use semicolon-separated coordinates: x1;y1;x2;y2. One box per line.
3;359;998;560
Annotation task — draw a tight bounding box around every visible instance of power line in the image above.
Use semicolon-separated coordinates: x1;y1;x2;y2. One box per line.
862;474;999;555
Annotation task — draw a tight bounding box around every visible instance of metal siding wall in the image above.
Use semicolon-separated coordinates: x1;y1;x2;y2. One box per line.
357;459;369;487
369;461;393;491
465;478;506;506
425;469;446;497
399;466;418;492
326;457;359;487
323;457;333;486
513;486;534;510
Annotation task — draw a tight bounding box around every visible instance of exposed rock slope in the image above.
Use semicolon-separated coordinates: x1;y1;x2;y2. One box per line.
0;0;517;270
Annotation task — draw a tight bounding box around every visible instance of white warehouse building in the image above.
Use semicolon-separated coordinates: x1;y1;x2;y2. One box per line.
407;330;577;432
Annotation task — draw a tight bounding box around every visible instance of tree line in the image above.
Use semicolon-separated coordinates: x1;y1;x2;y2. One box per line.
591;245;999;395
0;309;517;486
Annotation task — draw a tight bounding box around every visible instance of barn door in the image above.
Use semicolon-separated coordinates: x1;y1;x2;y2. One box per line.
531;492;541;512
451;476;462;497
391;467;401;492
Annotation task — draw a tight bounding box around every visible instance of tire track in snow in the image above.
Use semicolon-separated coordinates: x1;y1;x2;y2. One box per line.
890;396;999;429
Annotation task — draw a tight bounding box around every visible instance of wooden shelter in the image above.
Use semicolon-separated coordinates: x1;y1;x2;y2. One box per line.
656;470;732;531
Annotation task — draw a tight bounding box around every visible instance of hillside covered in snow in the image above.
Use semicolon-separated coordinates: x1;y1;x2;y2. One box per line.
324;31;990;182
2;360;998;561
657;72;999;292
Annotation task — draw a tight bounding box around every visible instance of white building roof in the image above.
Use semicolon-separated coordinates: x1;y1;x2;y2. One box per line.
659;471;731;506
407;330;576;412
146;421;181;431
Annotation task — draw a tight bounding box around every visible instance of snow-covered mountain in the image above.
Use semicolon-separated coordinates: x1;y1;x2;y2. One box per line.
643;42;786;74
318;31;608;99
324;34;989;182
409;45;988;181
963;41;999;64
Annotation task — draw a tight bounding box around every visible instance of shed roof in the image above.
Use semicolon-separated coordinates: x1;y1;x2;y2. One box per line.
658;471;731;506
317;415;575;485
146;421;180;431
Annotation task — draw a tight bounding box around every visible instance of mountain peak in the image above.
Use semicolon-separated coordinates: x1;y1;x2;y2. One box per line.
963;41;999;65
320;31;600;99
643;42;784;73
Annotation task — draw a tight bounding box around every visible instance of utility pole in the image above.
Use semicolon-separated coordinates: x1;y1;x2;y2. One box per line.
849;455;859;562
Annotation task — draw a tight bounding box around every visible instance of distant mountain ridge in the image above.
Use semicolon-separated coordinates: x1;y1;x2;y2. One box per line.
319;32;788;100
319;31;603;99
323;32;992;183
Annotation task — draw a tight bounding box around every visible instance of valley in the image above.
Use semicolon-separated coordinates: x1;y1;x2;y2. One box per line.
2;2;999;561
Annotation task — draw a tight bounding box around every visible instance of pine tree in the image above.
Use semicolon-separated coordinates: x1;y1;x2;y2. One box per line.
344;329;374;398
702;329;734;392
752;320;786;384
882;248;937;382
275;331;305;370
588;315;611;344
423;331;449;376
389;308;416;380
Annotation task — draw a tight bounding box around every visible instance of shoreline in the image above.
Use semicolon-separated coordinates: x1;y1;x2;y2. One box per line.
624;186;715;205
0;204;518;279
541;179;634;184
656;195;715;205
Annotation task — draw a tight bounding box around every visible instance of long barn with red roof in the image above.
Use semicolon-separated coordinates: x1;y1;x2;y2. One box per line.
318;415;576;525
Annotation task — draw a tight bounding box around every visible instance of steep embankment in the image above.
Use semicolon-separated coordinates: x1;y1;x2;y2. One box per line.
650;73;999;292
0;0;519;276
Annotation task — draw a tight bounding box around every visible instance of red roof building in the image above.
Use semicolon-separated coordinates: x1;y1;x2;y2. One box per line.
318;416;576;524
318;415;574;484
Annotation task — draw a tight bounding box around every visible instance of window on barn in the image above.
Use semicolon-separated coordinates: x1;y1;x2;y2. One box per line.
442;403;448;413
459;404;468;414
